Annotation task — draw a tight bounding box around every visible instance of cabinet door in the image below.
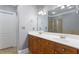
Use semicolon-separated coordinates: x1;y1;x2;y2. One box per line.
28;35;40;54
37;38;49;54
47;40;55;54
77;49;79;54
43;48;54;54
31;35;37;50
28;35;33;51
43;40;55;54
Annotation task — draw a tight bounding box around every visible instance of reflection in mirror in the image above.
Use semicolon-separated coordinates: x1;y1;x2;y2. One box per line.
48;5;79;35
37;5;79;35
48;17;63;33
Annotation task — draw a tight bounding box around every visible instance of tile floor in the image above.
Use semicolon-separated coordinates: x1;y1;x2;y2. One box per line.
0;47;17;54
18;48;30;54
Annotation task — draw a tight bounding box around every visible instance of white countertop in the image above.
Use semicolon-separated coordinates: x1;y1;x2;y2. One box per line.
28;31;79;49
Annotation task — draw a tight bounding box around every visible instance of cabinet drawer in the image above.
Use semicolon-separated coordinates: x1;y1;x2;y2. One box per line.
43;47;54;54
54;43;65;53
32;49;42;54
54;50;63;54
54;42;78;54
64;46;77;54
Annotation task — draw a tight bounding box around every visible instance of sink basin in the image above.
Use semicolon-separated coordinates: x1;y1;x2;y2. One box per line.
64;37;79;45
40;34;61;39
36;32;79;45
41;34;79;43
40;32;66;39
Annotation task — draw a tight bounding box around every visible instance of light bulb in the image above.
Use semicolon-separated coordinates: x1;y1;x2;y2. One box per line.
60;6;65;9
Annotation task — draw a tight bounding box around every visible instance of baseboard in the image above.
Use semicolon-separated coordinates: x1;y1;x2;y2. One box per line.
0;46;16;50
18;48;29;54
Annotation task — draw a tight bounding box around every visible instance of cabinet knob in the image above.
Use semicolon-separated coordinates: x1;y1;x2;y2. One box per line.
62;48;65;51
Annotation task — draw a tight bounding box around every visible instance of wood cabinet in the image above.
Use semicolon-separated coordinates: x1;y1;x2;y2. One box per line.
64;46;77;54
77;49;79;54
54;42;77;54
28;35;41;54
54;43;65;54
28;34;78;54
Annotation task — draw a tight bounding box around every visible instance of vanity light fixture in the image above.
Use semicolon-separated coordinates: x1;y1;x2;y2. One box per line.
60;5;65;9
66;5;72;9
66;5;71;7
38;10;47;15
68;6;72;9
38;10;43;15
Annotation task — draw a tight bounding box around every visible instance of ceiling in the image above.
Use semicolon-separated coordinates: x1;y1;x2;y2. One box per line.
0;5;17;12
35;5;57;12
48;5;78;16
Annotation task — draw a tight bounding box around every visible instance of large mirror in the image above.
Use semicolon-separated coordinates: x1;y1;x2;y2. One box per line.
37;5;79;35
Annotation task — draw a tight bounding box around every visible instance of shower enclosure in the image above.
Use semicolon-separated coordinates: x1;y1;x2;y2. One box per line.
0;9;17;54
48;17;63;33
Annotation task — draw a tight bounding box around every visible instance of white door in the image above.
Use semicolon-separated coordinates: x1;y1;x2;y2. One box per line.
0;10;17;49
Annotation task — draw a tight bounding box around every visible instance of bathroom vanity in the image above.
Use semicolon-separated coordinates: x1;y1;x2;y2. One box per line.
28;32;79;54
